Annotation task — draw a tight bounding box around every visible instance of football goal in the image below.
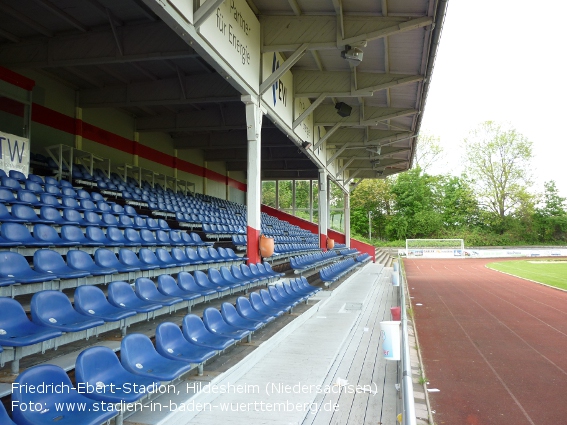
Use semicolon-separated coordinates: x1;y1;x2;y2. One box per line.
405;239;465;258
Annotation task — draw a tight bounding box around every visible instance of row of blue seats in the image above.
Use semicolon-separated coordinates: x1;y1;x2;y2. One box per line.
319;258;360;283
1;177;108;202
203;223;245;235
356;253;372;263
0;247;249;286
273;243;320;255
340;248;359;256
0;268;285;353
0;222;210;249
3;278;321;424
0;203;165;229
290;251;339;271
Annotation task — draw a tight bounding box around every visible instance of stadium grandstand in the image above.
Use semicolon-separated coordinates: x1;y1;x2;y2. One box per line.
0;0;446;424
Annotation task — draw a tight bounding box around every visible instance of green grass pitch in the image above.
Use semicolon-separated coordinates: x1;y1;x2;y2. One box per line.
486;259;567;290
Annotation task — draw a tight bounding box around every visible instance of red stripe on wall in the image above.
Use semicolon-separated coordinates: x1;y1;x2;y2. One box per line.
261;204;375;261
0;66;35;91
0;97;25;117
32;103;76;135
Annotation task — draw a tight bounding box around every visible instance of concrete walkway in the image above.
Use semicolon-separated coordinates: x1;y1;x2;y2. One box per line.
126;262;399;425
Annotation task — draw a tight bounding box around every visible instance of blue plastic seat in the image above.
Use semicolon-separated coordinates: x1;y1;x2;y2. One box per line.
156;230;172;245
0;234;21;248
76;346;160;404
202;307;251;340
194;270;230;294
39;205;68;225
235;296;275;323
74;286;136;322
240;264;264;283
261;288;292;311
171;247;191;265
90;192;104;202
95;248;140;273
31;290;104;331
140;229;158;245
197;247;216;264
9;170;26;182
44;176;59;186
102;212;119;227
231;264;256;284
107;281;163;313
106;226;128;246
177;272;217;296
40;193;64;209
135;277;183;306
221;302;263;331
146;218;159;230
0;396;17;425
27;174;44;185
120;333;193;380
60;225;100;246
18;190;42;206
185;247;204;265
155;248;182;267
133;216;147;229
1;176;21;190
0;251;58;283
61;187;77;198
191;232;212;246
12;364;118;425
270;284;300;307
86;226;118;246
124;205;138;216
3;223;52;248
77;189;91;199
33;224;77;247
44;184;62;196
123;228;143;246
155;322;217;364
84;210;103;226
63;208;88;225
11;204;54;224
250;291;285;317
182;314;235;350
157;274;201;301
166;230;182;246
118;214;134;228
208;268;240;291
34;249;90;279
0;203;25;224
66;249;117;275
96;200;111;213
263;262;285;277
120;248;156;271
0;187;24;204
0;298;62;347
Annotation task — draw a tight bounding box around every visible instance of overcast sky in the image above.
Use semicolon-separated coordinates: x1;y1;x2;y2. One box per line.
421;0;567;197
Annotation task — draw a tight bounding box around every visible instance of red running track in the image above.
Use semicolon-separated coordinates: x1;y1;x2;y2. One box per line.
405;258;567;425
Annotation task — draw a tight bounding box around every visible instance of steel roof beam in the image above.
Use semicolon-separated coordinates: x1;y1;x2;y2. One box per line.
0;22;196;68
259;44;309;95
79;74;239;108
30;0;88;32
194;0;226;29
262;15;433;52
0;3;54;37
295;73;423;98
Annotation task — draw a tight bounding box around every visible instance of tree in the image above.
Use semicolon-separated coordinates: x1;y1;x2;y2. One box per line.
439;175;480;228
350;179;393;239
413;133;445;173
463;121;533;219
534;180;567;241
386;168;443;239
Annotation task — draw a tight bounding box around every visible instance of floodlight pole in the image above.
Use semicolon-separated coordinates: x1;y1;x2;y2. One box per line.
368;210;372;240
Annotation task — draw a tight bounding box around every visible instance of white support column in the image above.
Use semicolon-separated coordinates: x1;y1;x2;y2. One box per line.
318;169;328;250
243;95;263;265
345;189;351;248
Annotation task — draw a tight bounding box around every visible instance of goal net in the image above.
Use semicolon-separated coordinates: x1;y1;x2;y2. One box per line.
404;239;465;258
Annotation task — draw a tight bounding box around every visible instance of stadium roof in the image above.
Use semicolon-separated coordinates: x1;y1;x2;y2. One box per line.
0;0;447;184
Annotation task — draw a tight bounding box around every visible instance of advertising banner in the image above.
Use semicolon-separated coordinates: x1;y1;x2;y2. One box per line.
0;131;30;176
262;51;293;128
198;0;260;92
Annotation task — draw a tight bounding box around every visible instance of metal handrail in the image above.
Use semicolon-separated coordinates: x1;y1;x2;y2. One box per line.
398;262;417;425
